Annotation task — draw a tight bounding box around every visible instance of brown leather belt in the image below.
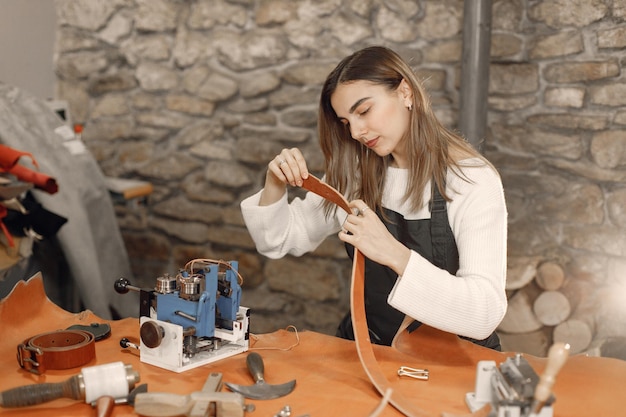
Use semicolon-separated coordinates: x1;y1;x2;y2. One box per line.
17;329;96;374
302;175;433;417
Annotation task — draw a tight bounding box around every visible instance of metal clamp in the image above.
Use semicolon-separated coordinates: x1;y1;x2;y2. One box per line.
397;366;429;380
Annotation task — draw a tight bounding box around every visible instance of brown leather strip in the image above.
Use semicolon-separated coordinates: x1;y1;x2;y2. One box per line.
301;174;433;416
301;175;351;213
17;329;96;374
351;250;436;416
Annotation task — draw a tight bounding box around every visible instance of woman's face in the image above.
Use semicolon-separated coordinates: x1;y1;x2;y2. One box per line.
330;79;412;168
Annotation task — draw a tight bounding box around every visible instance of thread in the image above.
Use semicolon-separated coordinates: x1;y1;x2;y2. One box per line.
82;362;129;403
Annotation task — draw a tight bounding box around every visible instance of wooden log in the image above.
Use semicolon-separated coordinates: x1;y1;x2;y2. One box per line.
535;261;565;291
553;319;593;354
499;327;553;357
598;336;626;361
559;279;586;312
533;290;571;326
497;282;544;334
505;256;540;290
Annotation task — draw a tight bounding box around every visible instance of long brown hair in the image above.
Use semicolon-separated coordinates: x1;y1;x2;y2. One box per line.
318;45;486;217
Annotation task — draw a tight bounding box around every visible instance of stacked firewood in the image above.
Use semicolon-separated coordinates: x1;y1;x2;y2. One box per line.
498;259;594;357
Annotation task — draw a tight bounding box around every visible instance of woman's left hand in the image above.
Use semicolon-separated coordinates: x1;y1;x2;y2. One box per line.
339;200;411;276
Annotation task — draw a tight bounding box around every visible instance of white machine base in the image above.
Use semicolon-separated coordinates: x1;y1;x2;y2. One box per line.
139;307;249;373
466;393;553;417
466;360;553;417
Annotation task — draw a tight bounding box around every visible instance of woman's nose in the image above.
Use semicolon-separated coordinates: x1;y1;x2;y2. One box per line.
350;120;366;140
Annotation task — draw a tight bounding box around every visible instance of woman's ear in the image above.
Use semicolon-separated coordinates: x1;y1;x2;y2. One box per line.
398;79;413;107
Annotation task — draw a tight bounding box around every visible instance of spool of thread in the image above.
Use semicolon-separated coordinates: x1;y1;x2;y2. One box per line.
82;362;136;403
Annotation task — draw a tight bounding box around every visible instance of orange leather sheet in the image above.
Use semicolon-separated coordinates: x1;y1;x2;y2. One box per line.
1;275;626;417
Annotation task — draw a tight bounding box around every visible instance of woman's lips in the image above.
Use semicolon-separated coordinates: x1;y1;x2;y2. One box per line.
365;137;379;148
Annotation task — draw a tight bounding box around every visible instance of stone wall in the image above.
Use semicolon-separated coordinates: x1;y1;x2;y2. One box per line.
53;0;626;358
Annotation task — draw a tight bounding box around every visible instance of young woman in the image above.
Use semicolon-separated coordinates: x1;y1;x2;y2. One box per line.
240;46;507;349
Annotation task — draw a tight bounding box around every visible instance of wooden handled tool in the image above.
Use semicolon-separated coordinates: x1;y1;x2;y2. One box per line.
0;362;140;408
0;374;83;407
225;352;296;400
530;342;570;415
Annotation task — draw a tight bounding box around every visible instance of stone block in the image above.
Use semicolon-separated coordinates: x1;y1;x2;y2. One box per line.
544;60;620;83
490;63;539;94
529;31;583;59
597;27;626;49
589;83;626;107
544;87;585;108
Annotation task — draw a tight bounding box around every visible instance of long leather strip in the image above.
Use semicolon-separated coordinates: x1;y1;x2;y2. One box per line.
351;249;436;417
301;175;433;417
301;175;352;213
17;329;96;374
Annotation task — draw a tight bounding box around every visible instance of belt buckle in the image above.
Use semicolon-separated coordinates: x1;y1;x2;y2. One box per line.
17;343;44;374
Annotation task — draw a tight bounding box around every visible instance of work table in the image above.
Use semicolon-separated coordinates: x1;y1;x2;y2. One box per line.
1;275;625;417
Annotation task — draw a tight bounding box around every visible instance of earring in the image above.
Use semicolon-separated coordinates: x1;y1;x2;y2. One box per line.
408;103;412;111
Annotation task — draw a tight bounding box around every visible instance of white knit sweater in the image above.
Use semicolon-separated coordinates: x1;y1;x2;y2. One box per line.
240;158;508;340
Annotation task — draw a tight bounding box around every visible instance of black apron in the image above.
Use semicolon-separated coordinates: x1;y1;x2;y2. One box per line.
336;186;501;350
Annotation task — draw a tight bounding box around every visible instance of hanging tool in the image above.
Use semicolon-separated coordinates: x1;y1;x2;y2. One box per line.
225;352;296;400
0;361;140;407
133;372;254;417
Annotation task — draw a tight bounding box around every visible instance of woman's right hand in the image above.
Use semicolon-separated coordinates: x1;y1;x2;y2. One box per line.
267;147;309;187
260;148;309;206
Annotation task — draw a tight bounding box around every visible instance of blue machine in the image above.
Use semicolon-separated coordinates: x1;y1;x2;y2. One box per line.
115;259;249;372
155;261;242;338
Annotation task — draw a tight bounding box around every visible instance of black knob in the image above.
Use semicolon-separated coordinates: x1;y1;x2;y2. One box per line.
120;337;139;350
140;321;164;349
114;278;131;294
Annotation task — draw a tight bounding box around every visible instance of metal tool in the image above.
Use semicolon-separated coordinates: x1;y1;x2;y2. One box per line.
133;372;253;417
94;396;115;417
397;366;429;380
465;342;570;417
273;405;310;417
225;352;296;400
0;361;140;408
274;405;292;417
90;383;147;407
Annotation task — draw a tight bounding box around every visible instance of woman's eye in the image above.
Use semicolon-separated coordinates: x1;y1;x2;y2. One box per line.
359;108;370;116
